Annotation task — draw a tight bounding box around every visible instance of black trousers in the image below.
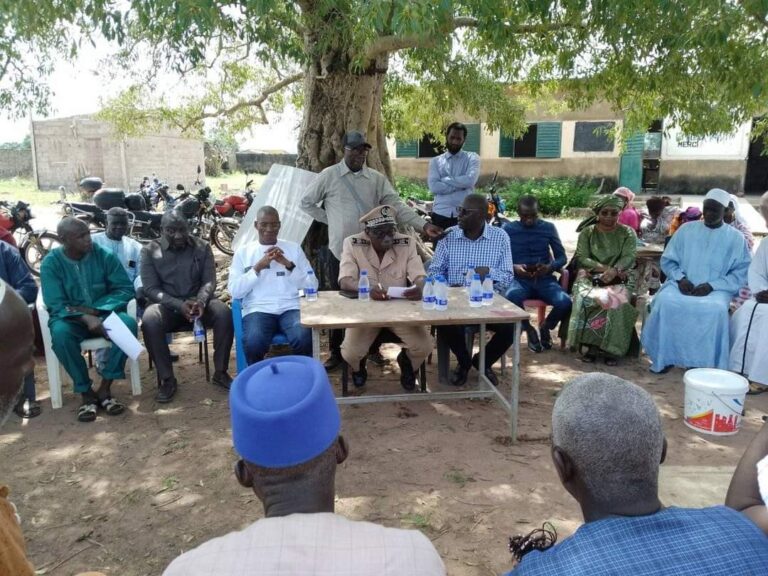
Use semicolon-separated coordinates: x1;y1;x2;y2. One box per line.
438;324;515;370
142;299;234;381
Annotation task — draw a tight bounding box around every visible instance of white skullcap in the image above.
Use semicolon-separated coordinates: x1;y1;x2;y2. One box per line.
704;188;731;208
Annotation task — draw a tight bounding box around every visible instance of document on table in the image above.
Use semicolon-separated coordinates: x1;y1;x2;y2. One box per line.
386;286;410;299
103;312;144;359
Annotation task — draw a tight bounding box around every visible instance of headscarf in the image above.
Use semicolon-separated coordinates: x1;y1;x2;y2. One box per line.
612;187;635;204
576;195;625;232
728;193;750;228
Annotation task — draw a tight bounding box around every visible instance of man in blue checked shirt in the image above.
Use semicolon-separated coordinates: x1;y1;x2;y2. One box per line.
427;122;481;235
428;194;514;386
506;373;768;575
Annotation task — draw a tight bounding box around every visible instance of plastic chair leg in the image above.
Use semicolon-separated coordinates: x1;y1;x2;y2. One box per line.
203;337;211;381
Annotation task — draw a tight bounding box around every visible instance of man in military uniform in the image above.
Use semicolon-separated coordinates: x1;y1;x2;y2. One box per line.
338;206;433;390
301;130;442;370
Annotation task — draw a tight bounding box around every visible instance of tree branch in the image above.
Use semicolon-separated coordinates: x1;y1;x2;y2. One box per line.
181;71;304;129
364;17;579;60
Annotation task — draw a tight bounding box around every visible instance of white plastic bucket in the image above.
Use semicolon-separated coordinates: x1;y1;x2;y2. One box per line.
683;368;749;436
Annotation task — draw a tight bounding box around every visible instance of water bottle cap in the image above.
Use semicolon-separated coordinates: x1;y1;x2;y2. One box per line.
361;270;368;275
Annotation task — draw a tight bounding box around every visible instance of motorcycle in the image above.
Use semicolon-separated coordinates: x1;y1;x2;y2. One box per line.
176;186;240;255
485;172;511;227
213;173;255;220
0;200;61;276
58;185;164;243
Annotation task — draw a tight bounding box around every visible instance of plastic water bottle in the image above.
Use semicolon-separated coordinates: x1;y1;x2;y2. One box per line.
358;270;370;301
305;270;318;302
482;277;494;306
469;273;483;307
422;276;435;310
435;275;448;311
464;266;474;293
193;316;205;342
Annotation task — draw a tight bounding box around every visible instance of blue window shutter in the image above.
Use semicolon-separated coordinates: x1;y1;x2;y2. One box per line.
499;133;515;157
536;122;562;158
463;123;481;154
396;140;418;158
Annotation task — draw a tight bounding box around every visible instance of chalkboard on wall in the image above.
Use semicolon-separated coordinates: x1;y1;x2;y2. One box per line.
573;121;615;152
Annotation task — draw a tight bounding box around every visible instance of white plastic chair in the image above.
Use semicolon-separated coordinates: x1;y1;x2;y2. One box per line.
37;295;142;409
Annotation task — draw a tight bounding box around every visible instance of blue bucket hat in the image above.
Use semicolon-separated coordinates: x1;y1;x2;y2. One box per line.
230;356;340;468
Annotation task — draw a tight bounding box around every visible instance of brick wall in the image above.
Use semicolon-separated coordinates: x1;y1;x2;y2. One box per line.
0;149;33;178
32;115;205;190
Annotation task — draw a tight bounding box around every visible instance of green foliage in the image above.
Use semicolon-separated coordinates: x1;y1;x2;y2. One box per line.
6;1;768;146
395;177;430;201
0;135;31;150
499;178;597;216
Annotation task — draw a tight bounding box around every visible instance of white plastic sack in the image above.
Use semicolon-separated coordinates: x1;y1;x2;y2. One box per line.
232;164;317;252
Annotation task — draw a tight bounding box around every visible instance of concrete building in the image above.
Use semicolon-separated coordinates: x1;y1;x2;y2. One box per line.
389;104;763;195
31;115;205;191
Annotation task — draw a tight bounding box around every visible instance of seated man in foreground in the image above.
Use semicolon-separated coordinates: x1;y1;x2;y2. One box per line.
41;217;136;421
0;241;41;418
338;205;432;390
228;205;313;363
428;194;515;386
507;372;768;575
642;188;751;373
162;356;446;575
503;195;571;352
141;211;234;402
0;280;37;575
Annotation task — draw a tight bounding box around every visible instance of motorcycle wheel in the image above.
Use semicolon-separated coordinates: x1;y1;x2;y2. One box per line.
210;221;238;255
21;231;61;276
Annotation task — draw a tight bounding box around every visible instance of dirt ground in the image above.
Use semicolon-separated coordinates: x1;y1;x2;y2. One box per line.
2;335;767;576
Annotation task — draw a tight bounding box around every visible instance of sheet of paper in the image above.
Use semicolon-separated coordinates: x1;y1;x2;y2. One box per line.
103;312;144;360
386;286;410;299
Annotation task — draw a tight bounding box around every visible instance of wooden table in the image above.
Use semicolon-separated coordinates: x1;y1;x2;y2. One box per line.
300;287;529;440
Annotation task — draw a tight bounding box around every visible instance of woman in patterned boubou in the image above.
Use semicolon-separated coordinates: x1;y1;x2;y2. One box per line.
567;196;638;365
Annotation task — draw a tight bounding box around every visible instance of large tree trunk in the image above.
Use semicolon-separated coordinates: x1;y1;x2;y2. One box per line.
296;52;393;181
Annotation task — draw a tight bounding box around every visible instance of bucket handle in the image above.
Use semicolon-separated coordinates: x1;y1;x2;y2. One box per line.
711;391;745;417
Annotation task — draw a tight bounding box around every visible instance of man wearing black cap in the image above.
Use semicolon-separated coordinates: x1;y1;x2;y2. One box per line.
162;356;446;575
301;130;443;371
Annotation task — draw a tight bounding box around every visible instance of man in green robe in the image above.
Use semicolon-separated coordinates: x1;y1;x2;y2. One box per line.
41;217;136;422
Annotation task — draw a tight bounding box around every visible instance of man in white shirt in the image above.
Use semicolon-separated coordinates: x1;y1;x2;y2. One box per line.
228;206;313;363
163;355;446;576
91;207;143;295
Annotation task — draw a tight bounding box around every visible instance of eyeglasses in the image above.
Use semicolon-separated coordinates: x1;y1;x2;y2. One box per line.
367;227;395;238
456;206;482;216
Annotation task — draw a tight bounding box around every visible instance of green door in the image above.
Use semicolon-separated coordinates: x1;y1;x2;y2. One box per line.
618;134;644;192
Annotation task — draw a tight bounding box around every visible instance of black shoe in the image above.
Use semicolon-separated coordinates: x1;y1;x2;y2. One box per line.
539;327;553;350
211;371;233;390
351;364;368;388
483;366;499;386
324;353;343;371
526;327;543;353
367;349;387;366
450;364;470;387
170;351;180;363
396;350;416;391
156;378;177;403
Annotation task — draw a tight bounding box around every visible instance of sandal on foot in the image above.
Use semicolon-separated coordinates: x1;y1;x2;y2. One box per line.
747;382;768;396
604;354;618;366
99;397;125;415
78;402;98;422
14;399;41;419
